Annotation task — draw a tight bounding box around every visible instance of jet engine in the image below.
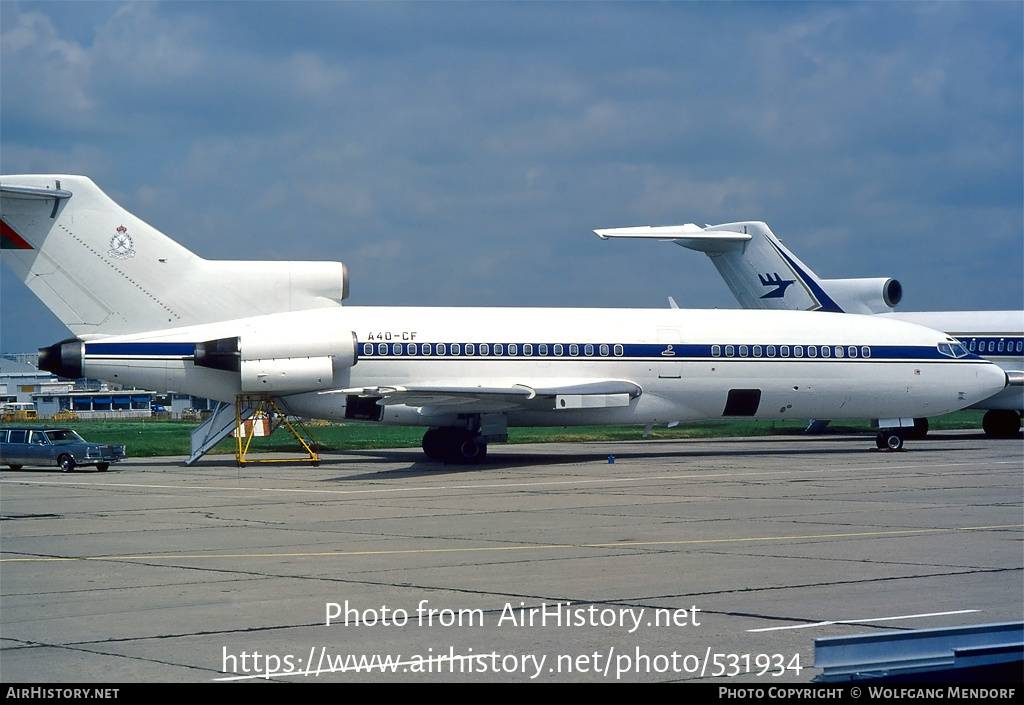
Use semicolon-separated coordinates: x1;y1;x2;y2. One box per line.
194;330;357;393
819;277;902;313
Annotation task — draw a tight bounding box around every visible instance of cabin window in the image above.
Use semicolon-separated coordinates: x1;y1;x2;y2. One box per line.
554;344;563;356
847;346;857;358
495;344;503;356
739;345;748;357
600;344;609;356
725;345;735;357
794;346;803;357
780;346;790;357
524;344;533;356
834;346;843;358
712;345;721;357
378;343;387;356
767;346;776;357
539;344;548;356
753;345;762;357
614;344;624;356
363;343;374;356
422;343;432;355
585;344;594;356
451;343;461;355
508;344;517;356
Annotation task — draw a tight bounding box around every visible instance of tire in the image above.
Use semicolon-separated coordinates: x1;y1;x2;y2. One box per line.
881;432;904;451
982;410;1022;439
422;428;446;461
58;454;75;472
7;465;23;471
443;430;487;465
907;418;929;440
96;463;109;472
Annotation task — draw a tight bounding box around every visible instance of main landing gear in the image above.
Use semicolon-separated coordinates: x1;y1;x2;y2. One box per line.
422;428;488;465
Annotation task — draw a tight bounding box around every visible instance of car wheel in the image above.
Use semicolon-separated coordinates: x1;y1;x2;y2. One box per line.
58;454;75;472
96;463;109;472
7;465;23;471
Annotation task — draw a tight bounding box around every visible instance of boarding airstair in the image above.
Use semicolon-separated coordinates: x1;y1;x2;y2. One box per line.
187;401;247;465
186;395;321;466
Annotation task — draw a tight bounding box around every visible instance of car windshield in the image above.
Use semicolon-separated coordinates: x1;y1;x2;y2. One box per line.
44;429;86;444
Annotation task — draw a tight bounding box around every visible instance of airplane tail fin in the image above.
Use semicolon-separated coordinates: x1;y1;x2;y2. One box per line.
1;175;348;339
596;221;901;314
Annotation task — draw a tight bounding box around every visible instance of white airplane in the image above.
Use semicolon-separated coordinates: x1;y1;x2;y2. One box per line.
0;176;1009;465
595;222;1024;438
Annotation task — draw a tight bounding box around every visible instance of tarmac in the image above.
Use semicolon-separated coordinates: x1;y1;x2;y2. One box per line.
1;430;1021;683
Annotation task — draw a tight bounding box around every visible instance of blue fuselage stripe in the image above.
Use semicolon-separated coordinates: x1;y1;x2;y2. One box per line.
81;341;998;364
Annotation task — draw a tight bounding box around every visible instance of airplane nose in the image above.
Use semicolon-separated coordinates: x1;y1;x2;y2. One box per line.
975;362;1011;402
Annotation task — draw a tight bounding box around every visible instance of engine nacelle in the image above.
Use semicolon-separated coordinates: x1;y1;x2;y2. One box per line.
819;277;902;314
195;329;357;393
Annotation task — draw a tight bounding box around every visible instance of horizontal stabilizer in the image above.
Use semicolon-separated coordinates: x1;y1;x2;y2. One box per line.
1;184;73;200
594;224;750;253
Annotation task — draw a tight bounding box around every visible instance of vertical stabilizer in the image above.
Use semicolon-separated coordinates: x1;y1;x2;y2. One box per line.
1;175;348;338
596;221;901;314
701;221;846;312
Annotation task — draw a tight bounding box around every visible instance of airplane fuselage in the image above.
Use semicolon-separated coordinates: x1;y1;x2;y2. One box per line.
45;306;1007;431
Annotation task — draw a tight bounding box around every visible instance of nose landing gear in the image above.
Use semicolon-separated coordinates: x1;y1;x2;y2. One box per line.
875;430;905;451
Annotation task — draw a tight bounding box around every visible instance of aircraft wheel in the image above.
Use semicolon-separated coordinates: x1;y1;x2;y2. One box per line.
422;428;446;461
877;431;904;451
58;454;76;472
907;418;929;440
444;430;487;465
982;410;1022;438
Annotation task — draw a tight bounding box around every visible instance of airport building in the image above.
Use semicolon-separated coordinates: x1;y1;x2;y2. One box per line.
1;354;217;420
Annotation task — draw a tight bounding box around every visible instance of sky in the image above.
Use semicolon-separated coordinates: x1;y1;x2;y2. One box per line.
1;0;1022;353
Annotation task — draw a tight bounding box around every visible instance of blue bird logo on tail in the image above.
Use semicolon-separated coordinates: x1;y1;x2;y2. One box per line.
758;272;795;299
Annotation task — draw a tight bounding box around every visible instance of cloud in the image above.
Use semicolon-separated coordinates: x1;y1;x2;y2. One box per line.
1;1;1020;354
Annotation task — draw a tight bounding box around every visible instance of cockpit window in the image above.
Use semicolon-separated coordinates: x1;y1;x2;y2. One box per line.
937;341;969;358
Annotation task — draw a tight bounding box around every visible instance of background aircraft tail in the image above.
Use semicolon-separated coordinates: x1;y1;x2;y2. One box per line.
596;221;901;314
1;175;348;339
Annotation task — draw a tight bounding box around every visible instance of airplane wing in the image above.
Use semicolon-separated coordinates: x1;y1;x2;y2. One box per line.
594;225;751;253
325;379;643;415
